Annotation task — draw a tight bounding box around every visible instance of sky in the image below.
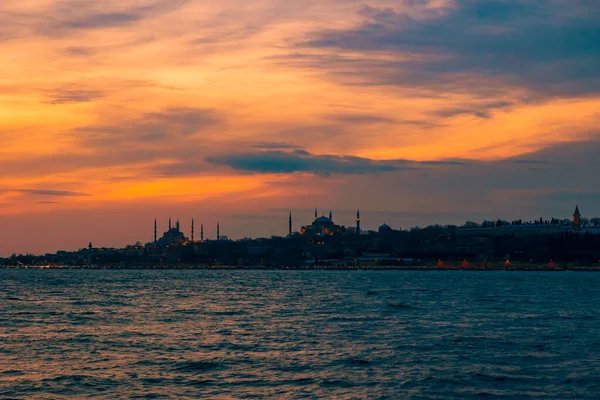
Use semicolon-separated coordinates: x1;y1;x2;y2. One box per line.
1;0;599;255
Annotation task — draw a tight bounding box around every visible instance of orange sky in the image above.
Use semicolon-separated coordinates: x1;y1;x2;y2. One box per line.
1;0;599;255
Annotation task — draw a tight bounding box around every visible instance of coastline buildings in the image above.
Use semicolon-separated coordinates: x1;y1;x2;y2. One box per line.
299;209;362;237
153;218;227;246
148;205;599;251
156;219;188;246
4;205;600;268
458;205;599;238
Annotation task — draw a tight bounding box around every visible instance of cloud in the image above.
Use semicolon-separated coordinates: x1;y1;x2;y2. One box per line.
294;1;600;98
64;46;95;57
152;161;211;177
251;142;302;150
432;100;513;119
326;113;397;124
13;189;89;197
41;0;190;35
0;107;224;179
44;88;105;104
75;107;222;147
0;0;191;42
510;159;550;165
206;149;416;175
61;12;139;30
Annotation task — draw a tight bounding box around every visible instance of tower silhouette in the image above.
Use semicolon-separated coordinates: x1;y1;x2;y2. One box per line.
289;211;292;236
315;208;318;220
573;205;582;227
201;223;204;241
154;218;157;243
169;217;172;230
356;209;361;235
329;210;332;220
217;223;220;240
191;219;195;242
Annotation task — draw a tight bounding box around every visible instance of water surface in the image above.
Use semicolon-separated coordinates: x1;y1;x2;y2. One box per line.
1;270;600;399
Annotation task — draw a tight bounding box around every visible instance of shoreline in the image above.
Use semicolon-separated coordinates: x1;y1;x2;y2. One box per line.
2;265;600;272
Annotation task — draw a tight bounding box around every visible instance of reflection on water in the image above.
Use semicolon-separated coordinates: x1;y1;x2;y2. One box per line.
1;270;600;398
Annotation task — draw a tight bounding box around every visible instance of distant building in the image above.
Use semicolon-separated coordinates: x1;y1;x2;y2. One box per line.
573;205;582;228
378;223;393;234
301;209;346;237
458;223;567;238
572;205;600;234
156;219;188;246
457;205;595;238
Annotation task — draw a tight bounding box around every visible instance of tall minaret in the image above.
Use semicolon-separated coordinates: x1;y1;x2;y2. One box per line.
191;219;195;242
201;223;204;241
217;223;220;241
176;219;180;232
289;211;292;236
329;210;332;221
154;218;157;243
356;209;361;235
315;208;318;220
169;217;172;230
573;205;582;228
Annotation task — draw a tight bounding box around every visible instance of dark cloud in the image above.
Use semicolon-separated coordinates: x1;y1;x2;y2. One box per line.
61;12;139;30
8;0;190;37
153;146;468;178
64;46;95;56
0;1;189;44
14;189;89;197
432;100;513;119
326;113;396;124
251;142;302;150
44;88;105;104
419;160;468;166
207;150;418;176
510;159;550;165
294;0;600;98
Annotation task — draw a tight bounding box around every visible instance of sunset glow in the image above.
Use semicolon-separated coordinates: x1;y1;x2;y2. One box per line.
1;0;599;254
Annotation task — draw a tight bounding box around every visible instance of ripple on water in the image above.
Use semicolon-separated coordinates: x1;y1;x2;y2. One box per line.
2;269;600;399
171;360;224;373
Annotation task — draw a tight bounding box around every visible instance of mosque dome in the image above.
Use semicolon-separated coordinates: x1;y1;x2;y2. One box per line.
379;223;393;233
315;216;333;224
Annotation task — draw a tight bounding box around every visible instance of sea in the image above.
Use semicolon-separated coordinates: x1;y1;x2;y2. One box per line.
1;269;600;399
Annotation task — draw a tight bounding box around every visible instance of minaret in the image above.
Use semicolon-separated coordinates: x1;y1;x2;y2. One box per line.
191;219;195;242
356;209;361;235
169;217;172;230
176;219;180;232
315;208;318;220
217;223;220;241
201;223;204;241
329;210;332;221
154;218;157;243
573;205;582;228
289;211;292;236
